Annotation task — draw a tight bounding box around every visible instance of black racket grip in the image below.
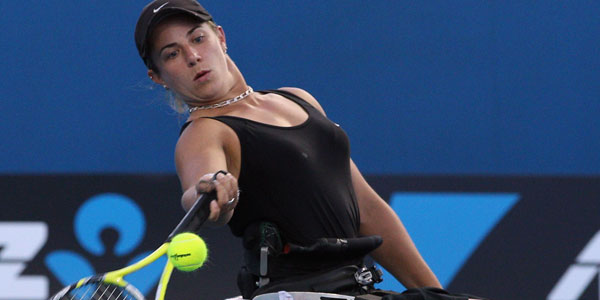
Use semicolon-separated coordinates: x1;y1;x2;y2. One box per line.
167;171;227;240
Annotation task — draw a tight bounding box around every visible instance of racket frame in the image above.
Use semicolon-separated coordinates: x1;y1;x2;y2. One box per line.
50;171;224;300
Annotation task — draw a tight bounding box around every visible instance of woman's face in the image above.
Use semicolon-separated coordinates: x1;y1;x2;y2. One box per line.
148;16;233;104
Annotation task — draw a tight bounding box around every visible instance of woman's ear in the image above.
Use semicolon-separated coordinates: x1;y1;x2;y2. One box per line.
216;26;227;52
148;69;165;86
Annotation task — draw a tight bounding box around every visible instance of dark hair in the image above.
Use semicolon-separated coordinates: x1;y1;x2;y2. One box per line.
135;0;213;68
146;19;219;74
147;18;222;114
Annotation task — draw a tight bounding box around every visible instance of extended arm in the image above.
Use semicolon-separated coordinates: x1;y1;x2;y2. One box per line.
176;118;240;226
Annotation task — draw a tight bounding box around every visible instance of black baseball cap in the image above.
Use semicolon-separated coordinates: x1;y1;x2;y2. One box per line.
135;0;213;67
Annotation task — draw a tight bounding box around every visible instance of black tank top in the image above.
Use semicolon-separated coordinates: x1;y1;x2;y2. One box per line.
180;90;360;246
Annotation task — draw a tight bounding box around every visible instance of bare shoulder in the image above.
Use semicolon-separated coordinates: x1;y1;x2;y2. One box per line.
278;87;327;116
175;117;239;160
176;118;227;152
174;118;238;185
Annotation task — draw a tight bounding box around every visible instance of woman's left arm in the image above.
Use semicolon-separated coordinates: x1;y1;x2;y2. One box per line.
351;159;442;289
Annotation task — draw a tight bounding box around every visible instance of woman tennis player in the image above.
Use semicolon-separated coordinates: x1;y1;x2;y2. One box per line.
134;1;482;299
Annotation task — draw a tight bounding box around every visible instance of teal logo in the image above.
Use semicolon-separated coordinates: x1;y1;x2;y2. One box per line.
376;192;518;291
45;193;166;295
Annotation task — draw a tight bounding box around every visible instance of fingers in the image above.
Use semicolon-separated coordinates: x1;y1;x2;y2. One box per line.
196;171;239;222
208;199;221;222
195;173;215;193
215;172;239;208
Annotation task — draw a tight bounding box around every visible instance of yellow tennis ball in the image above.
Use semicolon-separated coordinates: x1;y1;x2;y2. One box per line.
167;232;208;272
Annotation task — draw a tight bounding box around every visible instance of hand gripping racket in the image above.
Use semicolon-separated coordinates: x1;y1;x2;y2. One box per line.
49;171;226;300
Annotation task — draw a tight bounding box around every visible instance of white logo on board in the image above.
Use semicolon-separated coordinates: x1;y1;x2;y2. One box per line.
548;230;600;300
0;222;48;299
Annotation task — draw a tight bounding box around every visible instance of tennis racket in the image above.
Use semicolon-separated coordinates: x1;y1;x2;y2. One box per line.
49;171;225;300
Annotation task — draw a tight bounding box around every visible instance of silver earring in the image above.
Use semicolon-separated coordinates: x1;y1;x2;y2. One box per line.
163;85;169;90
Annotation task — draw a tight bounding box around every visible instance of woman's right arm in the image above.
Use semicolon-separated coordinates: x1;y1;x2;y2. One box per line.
175;118;240;226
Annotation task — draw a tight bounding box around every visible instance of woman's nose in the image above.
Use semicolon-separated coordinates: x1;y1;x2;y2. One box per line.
187;49;201;67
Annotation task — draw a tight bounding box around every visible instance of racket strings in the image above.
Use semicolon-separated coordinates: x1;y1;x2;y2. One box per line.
59;283;139;300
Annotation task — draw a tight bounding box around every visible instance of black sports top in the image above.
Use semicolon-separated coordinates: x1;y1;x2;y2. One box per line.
180;89;360;246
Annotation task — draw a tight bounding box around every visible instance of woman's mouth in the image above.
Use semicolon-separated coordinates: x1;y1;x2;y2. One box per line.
194;70;210;82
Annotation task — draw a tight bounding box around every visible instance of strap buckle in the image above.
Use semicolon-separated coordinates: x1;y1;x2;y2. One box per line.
258;246;270;287
354;266;383;286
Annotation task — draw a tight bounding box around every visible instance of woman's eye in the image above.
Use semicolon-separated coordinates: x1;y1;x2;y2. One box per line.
164;50;178;60
193;35;204;43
